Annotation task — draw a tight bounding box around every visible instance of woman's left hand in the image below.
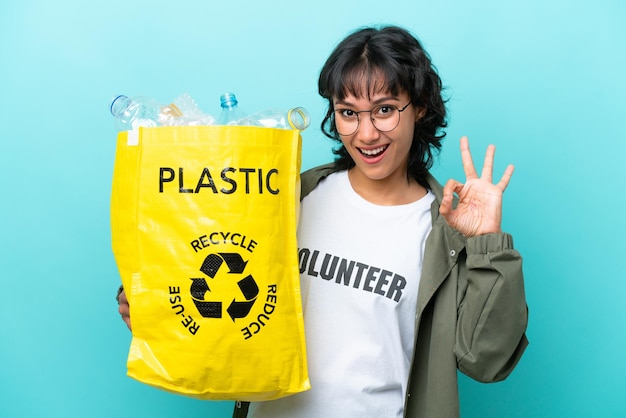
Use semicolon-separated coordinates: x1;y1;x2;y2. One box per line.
439;136;514;237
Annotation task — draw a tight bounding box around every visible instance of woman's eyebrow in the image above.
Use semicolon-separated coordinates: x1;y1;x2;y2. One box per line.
334;95;399;108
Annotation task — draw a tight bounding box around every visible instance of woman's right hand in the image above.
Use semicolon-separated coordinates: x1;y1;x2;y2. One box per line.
117;288;132;331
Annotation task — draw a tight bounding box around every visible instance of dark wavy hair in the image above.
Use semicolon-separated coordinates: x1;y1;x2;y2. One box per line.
318;25;448;187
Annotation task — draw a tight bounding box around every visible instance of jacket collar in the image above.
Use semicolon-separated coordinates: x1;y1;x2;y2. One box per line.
419;173;465;316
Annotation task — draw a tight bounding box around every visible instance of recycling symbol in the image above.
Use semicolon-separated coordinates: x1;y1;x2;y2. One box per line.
190;252;259;321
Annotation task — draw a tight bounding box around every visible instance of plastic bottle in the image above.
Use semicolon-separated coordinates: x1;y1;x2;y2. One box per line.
239;107;311;130
169;93;215;126
110;95;183;131
217;92;247;125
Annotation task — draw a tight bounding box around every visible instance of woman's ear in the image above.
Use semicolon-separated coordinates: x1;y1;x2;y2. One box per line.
415;106;427;121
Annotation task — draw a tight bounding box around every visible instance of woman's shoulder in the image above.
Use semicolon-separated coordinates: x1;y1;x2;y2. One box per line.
300;163;342;199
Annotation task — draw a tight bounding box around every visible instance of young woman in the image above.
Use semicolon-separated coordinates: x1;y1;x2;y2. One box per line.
118;25;528;418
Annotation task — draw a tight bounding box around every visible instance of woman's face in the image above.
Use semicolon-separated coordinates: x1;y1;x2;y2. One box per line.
334;89;422;185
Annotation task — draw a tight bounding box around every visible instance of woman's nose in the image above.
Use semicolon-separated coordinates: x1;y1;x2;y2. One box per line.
355;114;380;141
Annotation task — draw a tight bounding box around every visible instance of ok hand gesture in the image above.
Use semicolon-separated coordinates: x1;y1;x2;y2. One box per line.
439;136;514;237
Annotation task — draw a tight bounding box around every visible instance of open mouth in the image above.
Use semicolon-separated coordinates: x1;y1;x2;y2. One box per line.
358;145;388;158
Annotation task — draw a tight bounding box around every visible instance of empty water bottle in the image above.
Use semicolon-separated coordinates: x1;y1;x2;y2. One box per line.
239;107;311;130
169;93;215;126
217;92;247;125
110;95;182;131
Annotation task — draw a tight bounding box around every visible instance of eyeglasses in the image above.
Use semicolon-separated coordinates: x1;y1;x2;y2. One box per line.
333;101;412;136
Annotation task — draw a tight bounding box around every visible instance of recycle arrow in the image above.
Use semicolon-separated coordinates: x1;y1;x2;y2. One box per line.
226;274;259;321
190;277;221;318
200;252;248;278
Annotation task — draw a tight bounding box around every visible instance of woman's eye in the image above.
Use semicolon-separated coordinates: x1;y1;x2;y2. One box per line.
376;106;395;116
340;109;357;118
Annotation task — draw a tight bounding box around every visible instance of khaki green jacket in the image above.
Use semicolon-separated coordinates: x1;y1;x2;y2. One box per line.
234;164;528;418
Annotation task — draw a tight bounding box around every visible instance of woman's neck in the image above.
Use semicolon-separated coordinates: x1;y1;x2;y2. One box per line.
347;168;427;206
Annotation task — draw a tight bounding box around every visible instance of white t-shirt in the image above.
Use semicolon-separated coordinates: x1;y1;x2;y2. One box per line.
250;171;434;418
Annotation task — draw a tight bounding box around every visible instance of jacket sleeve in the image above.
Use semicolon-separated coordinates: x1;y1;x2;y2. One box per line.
455;232;529;382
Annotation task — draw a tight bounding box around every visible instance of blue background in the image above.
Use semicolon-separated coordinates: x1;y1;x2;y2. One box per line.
1;0;625;417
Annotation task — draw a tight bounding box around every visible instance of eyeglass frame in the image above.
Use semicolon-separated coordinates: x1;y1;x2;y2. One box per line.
332;101;413;136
